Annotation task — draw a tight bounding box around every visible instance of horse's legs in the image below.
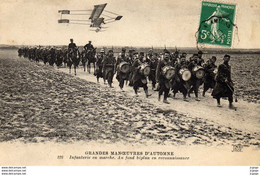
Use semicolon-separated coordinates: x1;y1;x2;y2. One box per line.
69;65;71;73
87;63;90;73
74;65;77;75
83;63;86;72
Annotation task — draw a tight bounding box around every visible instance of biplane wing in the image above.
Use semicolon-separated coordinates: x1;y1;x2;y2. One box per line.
89;4;107;21
91;18;105;28
58;3;122;32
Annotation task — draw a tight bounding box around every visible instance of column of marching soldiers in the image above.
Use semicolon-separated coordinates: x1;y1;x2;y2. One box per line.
17;40;236;109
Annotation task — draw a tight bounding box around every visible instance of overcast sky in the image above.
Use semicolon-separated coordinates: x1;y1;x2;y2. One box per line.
0;0;259;48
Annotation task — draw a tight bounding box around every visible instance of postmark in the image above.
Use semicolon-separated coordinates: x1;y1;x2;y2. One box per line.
197;1;236;47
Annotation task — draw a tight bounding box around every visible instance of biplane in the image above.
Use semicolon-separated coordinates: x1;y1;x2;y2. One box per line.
58;3;123;32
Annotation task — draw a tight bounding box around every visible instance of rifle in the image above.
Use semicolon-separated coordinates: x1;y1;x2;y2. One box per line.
225;79;238;102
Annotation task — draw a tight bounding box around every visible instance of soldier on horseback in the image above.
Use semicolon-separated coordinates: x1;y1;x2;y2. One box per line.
67;39;80;75
84;41;94;52
84;41;96;73
68;39;77;52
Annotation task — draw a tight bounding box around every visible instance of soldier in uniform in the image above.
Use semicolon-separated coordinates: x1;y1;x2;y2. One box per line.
68;39;77;51
102;50;116;88
197;50;205;66
128;49;136;86
172;49;179;64
116;48;131;90
18;48;23;57
84;41;94;51
156;50;172;103
203;56;217;96
67;39;77;63
42;48;49;65
131;52;150;97
212;54;236;109
172;54;190;101
187;54;202;101
188;54;204;101
49;47;56;66
55;48;63;67
95;49;105;83
146;49;158;90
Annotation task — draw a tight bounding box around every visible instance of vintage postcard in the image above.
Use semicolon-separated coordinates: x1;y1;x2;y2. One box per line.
0;0;259;167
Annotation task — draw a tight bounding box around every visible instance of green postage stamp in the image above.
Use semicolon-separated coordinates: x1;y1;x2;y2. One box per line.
197;1;236;47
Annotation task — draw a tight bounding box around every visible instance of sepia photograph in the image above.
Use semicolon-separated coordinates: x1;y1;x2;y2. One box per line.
0;0;259;167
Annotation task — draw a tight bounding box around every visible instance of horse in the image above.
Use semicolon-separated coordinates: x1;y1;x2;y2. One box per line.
86;48;96;74
67;48;81;75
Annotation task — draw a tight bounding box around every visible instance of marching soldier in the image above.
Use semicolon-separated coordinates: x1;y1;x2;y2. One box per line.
172;54;190;101
49;47;56;66
203;56;217;96
212;54;236;109
116;48;131;90
172;49;179;64
18;48;23;57
95;49;105;83
42;48;49;65
156;50;172;103
131;52;150;97
146;49;158;90
55;49;63;67
102;50;116;88
128;49;136;86
197;50;205;66
187;54;203;101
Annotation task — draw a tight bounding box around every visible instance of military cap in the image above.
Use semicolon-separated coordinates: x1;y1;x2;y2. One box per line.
163;49;170;54
133;51;138;55
224;54;230;58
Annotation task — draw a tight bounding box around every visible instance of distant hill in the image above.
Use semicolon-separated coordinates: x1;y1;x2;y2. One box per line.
0;44;19;50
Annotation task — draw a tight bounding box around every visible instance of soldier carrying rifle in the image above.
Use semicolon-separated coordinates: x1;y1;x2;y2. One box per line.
212;54;236;110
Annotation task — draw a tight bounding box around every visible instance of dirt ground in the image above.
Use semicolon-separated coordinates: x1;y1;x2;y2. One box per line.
0;49;259;148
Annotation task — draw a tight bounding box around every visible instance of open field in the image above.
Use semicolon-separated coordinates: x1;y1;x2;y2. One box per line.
0;49;259;148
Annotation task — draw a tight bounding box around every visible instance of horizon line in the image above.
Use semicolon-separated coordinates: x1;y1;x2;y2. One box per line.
0;44;260;50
